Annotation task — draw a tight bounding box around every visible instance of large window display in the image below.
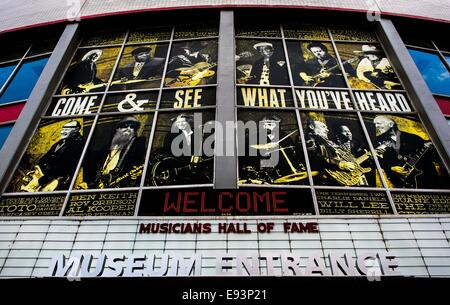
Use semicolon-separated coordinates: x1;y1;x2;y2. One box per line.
234;21;450;215
0;35;58;149
1;18;449;217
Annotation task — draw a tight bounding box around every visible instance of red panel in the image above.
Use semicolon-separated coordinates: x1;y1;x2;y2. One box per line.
0;102;25;123
435;96;450;116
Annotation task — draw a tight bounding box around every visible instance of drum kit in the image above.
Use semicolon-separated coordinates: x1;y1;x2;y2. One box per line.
239;143;318;185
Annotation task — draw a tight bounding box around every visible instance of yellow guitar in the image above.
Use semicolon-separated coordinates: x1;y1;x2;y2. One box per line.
325;149;373;186
165;62;216;87
20;166;59;192
61;78;162;95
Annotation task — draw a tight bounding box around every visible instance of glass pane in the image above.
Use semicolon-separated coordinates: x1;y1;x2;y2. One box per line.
173;24;218;39
165;40;218;88
45;95;102;117
0;57;48;104
236;39;289;86
235;24;281;38
81;31;126;47
160;87;216;109
0;63;17;89
294;88;354;110
145;111;215;186
58;48;121;95
237;87;294;108
435;96;450;116
28;39;58;56
6;118;93;192
0;45;28;63
301;112;380;187
335;43;402;90
65;191;138;216
396;26;435;49
435;40;450;53
408;49;450;96
446;55;450;66
111;44;168;91
0;123;13;149
330;26;377;42
286;41;346;88
0;194;64;216
362;114;450;189
74;114;154;190
101;92;158;113
393;192;450;214
283;24;329;40
237;110;309;186
127;27;172;43
317;190;392;215
0;102;25;123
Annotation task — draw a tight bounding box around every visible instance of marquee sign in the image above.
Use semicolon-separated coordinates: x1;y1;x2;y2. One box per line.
47;252;399;278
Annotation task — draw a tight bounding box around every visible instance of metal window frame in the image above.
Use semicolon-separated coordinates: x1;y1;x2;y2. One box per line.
0;23;80;193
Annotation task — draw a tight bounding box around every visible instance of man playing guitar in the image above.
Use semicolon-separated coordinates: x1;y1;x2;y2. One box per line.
373;115;446;189
295;42;346;88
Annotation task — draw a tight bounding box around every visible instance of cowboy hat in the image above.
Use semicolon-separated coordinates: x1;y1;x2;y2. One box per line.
353;44;383;54
82;49;102;61
253;42;273;50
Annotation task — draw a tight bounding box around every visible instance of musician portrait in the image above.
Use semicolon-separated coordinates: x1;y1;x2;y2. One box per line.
113;45;166;90
333;124;374;186
336;43;402;90
164;113;201;157
76;115;150;189
59;47;120;95
289;41;346;88
147;111;214;186
239;112;308;185
354;45;402;90
371;115;448;189
8;119;87;192
304;113;375;186
60;49;103;95
236;40;289;85
165;40;217;87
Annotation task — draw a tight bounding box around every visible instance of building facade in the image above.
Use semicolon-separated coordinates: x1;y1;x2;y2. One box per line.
0;0;450;299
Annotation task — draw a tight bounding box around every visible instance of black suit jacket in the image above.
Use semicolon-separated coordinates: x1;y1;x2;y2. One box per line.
376;131;443;188
86;137;147;188
38;133;85;189
117;58;165;80
247;57;289;85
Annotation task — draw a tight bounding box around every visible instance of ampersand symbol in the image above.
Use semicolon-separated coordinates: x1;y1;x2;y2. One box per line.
118;93;148;112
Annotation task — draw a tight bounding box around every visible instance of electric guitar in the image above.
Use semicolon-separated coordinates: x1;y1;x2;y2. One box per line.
303;58;359;87
325;147;374;186
20;166;59;192
61;78;162;95
165;62;216;87
151;156;213;186
389;142;433;188
95;164;145;189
